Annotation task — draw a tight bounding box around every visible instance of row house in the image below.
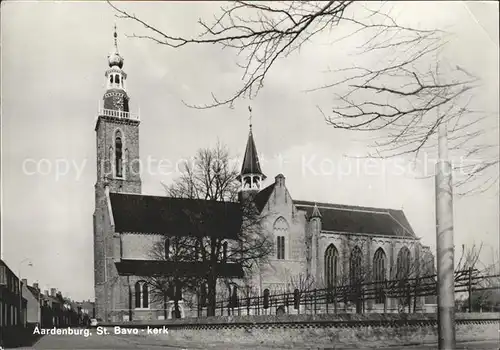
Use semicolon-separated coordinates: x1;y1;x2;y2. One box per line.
23;281;94;328
0;259;28;348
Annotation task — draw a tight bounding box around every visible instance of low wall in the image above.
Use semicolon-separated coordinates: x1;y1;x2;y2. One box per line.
103;313;499;348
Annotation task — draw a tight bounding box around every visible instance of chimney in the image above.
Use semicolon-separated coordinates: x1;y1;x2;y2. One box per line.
51;288;57;297
21;278;27;286
33;283;39;290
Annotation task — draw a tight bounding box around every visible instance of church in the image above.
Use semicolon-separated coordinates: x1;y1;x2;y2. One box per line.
93;29;435;322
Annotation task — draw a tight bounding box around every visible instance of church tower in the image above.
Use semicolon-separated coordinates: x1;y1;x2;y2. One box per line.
95;25;141;194
237;109;266;201
94;26;141;322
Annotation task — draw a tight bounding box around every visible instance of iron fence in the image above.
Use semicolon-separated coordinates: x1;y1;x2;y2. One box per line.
192;269;500;317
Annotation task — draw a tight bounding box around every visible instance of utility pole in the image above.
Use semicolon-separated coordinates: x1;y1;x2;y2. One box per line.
435;101;456;349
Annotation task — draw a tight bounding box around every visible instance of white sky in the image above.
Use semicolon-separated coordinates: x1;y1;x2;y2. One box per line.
1;1;498;301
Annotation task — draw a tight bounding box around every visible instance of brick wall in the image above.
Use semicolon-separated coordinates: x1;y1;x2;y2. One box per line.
102;313;499;348
163;321;498;348
94;114;142;322
121;234;163;260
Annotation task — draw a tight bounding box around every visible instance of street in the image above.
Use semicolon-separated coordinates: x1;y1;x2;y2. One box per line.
13;330;499;350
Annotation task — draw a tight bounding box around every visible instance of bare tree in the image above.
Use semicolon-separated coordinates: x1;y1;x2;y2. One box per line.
145;235;198;319
109;1;498;192
155;141;273;316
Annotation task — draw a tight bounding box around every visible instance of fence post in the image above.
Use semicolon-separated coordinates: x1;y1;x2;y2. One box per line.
468;267;473;313
334;286;338;313
285;293;289;314
257;295;260;316
326;288;329;314
406;283;411;313
314;289;317;314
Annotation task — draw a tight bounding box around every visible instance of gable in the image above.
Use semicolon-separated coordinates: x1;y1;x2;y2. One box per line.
295;200;415;238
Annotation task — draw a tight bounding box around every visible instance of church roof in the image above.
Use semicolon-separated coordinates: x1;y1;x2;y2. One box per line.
294;200;416;238
253;183;275;211
238;129;265;180
109;193;242;239
115;260;244;278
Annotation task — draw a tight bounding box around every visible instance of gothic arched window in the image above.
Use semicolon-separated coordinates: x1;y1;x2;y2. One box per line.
110;75;114;84
274;217;288;260
244;177;251;189
373;248;387;304
253;177;260;189
325;244;339;289
396;246;411;281
115;131;123;178
115;74;120;85
134;281;149;309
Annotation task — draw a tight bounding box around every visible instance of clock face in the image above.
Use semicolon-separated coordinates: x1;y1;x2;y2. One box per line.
113;95;124;111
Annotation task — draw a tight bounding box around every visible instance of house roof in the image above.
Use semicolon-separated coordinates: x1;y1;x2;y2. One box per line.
294;200;416;237
109;193;242;239
115;260;244;278
26;286;43;301
237;129;265;180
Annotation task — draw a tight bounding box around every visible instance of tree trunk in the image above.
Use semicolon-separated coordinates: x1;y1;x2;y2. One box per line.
163;293;167;319
207;275;217;316
174;298;180;319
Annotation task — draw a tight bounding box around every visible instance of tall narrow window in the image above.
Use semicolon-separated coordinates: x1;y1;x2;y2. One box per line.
373;248;387;304
110;75;114;84
134;282;141;308
164;238;170;260
115;74;120;85
277;236;285;259
325;244;339;289
222;241;228;262
142;283;149;308
115;131;123;178
274;217;288;260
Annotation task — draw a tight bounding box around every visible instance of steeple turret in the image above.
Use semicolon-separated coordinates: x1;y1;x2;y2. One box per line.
237;107;266;194
101;25;134;117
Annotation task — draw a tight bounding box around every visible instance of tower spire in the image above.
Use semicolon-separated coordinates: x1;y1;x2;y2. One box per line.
237;107;266;194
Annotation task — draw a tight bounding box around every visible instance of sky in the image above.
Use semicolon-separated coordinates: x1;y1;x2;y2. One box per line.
1;1;498;301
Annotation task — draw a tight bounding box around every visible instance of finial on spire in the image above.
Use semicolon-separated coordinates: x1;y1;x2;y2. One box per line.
311;203;322;218
113;23;118;52
248;106;253;131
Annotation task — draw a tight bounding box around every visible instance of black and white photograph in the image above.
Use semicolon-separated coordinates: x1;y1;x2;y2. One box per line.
0;1;499;349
